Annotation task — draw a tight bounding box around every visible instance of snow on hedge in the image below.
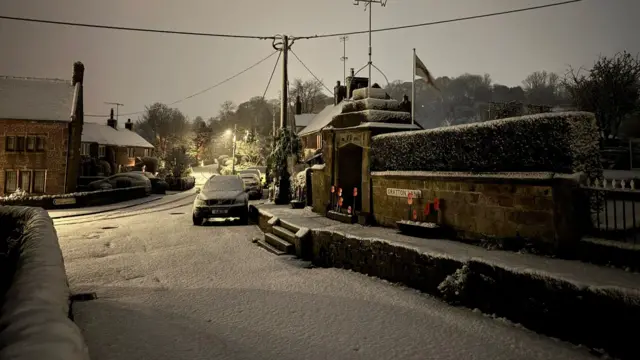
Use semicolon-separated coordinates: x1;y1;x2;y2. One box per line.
0;186;146;203
370;111;602;177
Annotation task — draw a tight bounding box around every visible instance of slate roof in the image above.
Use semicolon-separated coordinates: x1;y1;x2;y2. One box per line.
298;102;345;136
294;113;317;127
0;76;75;121
82;122;154;148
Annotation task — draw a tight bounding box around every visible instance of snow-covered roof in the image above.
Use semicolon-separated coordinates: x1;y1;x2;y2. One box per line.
82;122;154;148
342;123;422;131
298;102;345;136
294;113;316;127
0;76;75;122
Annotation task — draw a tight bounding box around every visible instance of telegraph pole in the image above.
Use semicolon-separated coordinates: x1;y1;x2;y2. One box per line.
281;35;289;130
340;36;349;85
105;102;124;122
353;0;388;93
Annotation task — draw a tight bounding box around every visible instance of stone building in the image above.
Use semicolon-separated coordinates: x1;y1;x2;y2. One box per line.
0;62;85;196
80;113;154;175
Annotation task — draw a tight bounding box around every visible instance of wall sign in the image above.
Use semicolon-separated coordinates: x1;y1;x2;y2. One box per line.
53;198;76;205
337;132;365;148
386;188;422;198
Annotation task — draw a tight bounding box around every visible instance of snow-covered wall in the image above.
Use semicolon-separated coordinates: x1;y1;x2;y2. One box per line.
0;207;89;360
370;112;602;178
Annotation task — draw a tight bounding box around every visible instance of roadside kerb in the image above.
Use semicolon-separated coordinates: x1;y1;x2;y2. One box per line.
49;190;196;219
249;204;640;360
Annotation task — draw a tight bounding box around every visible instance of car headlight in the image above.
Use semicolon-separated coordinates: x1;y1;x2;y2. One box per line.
194;197;206;206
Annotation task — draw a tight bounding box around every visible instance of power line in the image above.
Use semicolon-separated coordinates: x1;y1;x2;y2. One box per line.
0;15;275;40
290;50;334;96
293;0;584;40
85;50;279;118
262;51;282;99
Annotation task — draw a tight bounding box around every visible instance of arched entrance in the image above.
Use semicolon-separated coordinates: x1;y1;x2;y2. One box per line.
337;143;363;212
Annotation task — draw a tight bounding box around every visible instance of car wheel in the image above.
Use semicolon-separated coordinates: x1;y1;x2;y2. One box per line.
192;214;203;226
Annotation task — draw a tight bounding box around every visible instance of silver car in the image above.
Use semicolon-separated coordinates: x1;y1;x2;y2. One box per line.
192;175;249;225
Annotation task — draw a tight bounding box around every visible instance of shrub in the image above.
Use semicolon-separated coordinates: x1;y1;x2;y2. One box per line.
99;160;112;177
370;111;602;179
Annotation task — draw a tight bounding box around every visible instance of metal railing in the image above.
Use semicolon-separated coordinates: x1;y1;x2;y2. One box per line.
582;177;640;244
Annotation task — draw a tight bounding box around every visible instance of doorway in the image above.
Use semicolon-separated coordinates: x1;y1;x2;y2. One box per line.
337;143;363;212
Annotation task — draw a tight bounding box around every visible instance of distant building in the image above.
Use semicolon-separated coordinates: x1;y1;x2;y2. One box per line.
0;62;85;196
80;113;154;174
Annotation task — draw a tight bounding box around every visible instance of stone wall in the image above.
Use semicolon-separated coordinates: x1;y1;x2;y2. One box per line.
371;171;587;252
0;120;70;195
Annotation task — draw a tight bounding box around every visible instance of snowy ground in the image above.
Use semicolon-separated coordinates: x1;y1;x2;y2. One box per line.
56;203;597;360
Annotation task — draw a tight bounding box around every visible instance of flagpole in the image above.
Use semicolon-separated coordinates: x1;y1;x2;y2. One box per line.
411;48;416;125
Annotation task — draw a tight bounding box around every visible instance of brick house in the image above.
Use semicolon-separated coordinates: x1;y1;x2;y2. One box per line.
0;62;85;196
80;112;154;175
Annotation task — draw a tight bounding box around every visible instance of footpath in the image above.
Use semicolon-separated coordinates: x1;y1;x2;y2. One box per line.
252;203;640;360
48;189;197;219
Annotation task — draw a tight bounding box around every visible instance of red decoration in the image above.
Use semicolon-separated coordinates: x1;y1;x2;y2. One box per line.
338;197;343;207
412;209;417;220
353;187;358;197
434;198;440;211
338;188;342;196
348;206;352;214
407;193;413;205
424;204;430;216
331;186;335;193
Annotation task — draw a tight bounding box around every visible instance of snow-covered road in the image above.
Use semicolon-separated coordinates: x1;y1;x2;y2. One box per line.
56;203;596;360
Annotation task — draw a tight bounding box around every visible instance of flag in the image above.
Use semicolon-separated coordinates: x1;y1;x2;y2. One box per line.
414;53;439;91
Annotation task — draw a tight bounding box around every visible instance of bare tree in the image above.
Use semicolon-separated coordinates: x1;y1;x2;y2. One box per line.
288;78;331;114
564;51;640;140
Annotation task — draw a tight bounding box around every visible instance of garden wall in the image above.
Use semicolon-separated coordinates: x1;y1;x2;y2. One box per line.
0;206;89;360
0;186;148;209
371;172;588;253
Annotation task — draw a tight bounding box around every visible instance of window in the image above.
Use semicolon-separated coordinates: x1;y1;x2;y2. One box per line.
143;148;150;157
316;134;322;150
98;145;106;158
19;171;31;192
26;136;35;151
4;170;17;193
127;147;135;158
36;137;45;151
33;170;46;193
15;136;25;152
5;136;15;151
81;143;91;156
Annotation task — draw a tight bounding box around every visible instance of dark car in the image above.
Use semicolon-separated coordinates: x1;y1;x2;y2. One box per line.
88;172;152;194
129;171;169;194
192;175;249;225
239;172;262;200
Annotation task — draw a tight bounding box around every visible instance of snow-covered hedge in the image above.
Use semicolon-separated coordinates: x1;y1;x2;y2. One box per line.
371;112;602;178
0;186;148;209
0;206;89;359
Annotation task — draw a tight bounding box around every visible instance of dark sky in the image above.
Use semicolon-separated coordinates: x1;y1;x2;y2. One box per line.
1;0;638;123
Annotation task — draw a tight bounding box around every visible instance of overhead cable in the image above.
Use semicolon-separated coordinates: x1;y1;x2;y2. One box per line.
293;0;584;40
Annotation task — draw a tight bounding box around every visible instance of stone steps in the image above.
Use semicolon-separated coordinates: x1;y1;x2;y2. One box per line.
256;238;286;256
264;233;294;254
254;215;304;257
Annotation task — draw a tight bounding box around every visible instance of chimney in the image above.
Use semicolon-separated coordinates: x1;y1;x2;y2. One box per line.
125;119;133;131
350;68;355;77
107;108;117;129
295;96;302;115
72;61;85;85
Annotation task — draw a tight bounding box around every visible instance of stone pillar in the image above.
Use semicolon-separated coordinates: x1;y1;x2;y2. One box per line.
66;61;85;193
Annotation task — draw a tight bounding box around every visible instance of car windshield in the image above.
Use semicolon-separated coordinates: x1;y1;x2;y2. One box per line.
204;176;244;191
